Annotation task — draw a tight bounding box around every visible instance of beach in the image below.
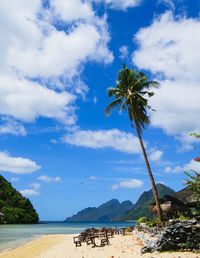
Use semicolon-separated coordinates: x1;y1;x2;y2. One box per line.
0;233;199;258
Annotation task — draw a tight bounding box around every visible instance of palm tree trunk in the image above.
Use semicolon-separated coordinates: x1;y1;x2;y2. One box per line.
133;118;163;223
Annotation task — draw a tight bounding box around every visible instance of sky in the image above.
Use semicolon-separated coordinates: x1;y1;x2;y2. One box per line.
0;0;200;221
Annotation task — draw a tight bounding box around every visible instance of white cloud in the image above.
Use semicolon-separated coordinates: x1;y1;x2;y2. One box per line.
149;80;200;135
158;0;175;10
31;183;41;191
133;12;200;81
165;159;200;174
63;129;142;154
0;1;113;126
89;176;97;180
112;179;143;190
20;189;39;197
164;165;183;173
0;120;26;136
149;150;163;161
0;151;41;174
133;12;200;135
38;175;61;183
176;133;198;152
119;45;129;60
0;75;75;124
94;0;141;10
20;182;41;197
50;139;59;144
184;159;200;173
13;23;112;78
51;0;94;22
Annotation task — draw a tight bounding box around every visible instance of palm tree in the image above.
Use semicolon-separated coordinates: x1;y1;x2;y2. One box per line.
105;65;163;222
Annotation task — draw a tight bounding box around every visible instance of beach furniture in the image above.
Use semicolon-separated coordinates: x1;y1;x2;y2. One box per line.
73;227;115;248
100;236;110;246
73;236;82;247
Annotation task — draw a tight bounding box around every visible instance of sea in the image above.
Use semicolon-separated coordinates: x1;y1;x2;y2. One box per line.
0;221;135;252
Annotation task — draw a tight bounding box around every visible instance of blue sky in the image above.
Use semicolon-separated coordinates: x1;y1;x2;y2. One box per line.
0;0;200;220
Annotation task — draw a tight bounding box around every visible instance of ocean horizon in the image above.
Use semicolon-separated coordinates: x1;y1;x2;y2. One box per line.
0;221;136;252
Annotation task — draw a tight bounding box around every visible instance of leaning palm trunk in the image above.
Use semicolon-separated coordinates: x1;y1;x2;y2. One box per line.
105;65;163;222
133;116;163;222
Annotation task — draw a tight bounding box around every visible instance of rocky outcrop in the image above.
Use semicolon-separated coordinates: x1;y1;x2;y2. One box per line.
141;219;200;253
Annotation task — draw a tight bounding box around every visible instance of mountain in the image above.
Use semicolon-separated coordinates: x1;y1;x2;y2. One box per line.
66;184;176;222
0;175;39;224
173;187;196;206
65;199;134;222
123;183;175;220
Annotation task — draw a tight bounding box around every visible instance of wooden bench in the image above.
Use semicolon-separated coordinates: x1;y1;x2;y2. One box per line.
86;236;95;245
73;236;82;247
100;237;110;246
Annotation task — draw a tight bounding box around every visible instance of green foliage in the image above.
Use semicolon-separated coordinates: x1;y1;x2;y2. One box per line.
145;218;161;227
136;216;161;227
176;214;189;220
105;64;159;134
189;131;200;139
136;216;149;224
185;171;200;211
185;131;200;212
0;175;39;224
179;241;193;250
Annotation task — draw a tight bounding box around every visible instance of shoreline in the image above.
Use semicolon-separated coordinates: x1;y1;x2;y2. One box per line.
0;234;44;254
0;233;199;258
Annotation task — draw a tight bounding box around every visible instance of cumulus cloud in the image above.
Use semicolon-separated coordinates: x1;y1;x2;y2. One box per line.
0;75;75;124
165;159;200;174
184;159;200;173
149;80;200;135
0;151;41;174
94;0;141;10
112;179;144;190
0;0;113;127
149;150;163;161
20;183;41;197
164;165;183;174
38;175;61;183
51;0;94;22
0;120;26;136
63;129;142;154
133;12;200;136
20;189;39;197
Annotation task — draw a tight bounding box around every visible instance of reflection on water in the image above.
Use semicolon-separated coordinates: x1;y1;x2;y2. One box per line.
0;221;135;252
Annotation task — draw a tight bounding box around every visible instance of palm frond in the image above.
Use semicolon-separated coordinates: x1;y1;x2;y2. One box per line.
105;65;158;133
105;98;123;116
107;88;116;98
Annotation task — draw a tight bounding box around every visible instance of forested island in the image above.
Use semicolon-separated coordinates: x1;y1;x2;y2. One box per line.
0;175;39;224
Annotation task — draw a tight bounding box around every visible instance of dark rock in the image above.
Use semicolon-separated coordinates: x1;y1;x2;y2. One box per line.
141;219;200;254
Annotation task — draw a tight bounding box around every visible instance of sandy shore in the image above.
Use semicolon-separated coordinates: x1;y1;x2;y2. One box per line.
0;233;199;258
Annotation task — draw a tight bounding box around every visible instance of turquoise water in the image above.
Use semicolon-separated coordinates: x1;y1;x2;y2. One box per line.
0;222;135;252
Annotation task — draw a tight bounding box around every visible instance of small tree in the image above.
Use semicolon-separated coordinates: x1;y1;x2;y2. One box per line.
185;131;200;212
185;171;200;211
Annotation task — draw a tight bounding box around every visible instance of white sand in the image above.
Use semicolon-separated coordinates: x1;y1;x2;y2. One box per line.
0;234;199;258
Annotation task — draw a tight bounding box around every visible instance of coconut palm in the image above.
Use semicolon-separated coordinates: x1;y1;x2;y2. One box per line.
105;65;162;222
